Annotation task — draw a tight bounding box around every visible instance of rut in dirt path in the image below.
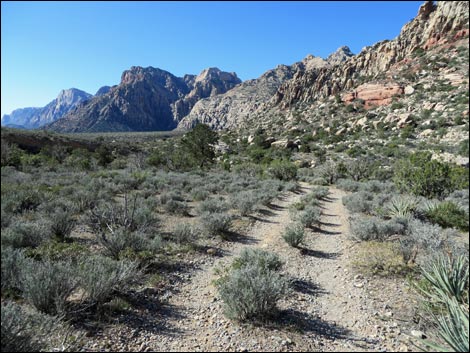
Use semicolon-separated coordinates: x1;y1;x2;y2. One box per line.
155;183;312;352
148;185;411;352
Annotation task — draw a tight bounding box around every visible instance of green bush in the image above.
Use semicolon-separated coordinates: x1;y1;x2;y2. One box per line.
393;152;468;199
232;248;283;273
197;198;228;215
1;219;52;249
349;215;406;242
268;159;298;181
282;222;305;248
1;247;27;292
200;212;232;236
172;223;199;245
1;301;64;352
216;250;288;322
78;255;141;305
297;206;322;229
426;201;469;232
230;191;258;216
19;259;79;315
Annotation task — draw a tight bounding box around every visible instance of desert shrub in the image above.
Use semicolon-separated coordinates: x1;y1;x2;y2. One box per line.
27;240;90;262
319;160;343;184
232;248;283;273
425;201;469;231
191;188;210;201
343;191;375;214
2;188;43;214
197;198;228;215
87;195;159;236
230;191;258;216
359;180;396;194
393;152;467;199
200;212;232;236
310;186;330;200
19;259;79;315
336;179;361;192
97;227;160;260
1;218;52;249
445;189;469;215
352;241;409;276
172;223;199;245
49;208;76;242
284;181;300;192
268;159;298;181
342;157;378;181
282;222;305;248
1;247;27;292
349;215;406;241
72;188;100;212
403;220;452;265
216;265;288;321
78;255;141;305
1;301;64;352
163;199;189;216
297;206;322;229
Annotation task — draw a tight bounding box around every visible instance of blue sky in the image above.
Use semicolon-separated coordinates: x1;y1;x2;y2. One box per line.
1;1;423;117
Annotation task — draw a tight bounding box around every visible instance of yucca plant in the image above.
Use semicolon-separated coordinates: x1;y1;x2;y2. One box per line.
414;254;469;352
416;255;469;304
421;297;469;352
386;196;418;219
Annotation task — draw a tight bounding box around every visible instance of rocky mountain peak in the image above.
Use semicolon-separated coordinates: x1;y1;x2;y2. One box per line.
47;65;241;132
327;46;355;66
301;54;329;71
56;88;92;106
417;0;436;20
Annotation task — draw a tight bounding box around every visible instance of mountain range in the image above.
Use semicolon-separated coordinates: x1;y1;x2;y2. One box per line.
2;1;468;135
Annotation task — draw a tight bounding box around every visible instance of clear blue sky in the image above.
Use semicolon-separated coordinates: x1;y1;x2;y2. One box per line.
1;1;423;117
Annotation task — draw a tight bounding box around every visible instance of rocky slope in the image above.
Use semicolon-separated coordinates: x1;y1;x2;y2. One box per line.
272;1;469;109
179;1;468;134
47;67;240;133
177;47;353;130
1;88;92;129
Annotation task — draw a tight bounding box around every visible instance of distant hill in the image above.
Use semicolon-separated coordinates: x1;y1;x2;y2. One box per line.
46;67;241;133
1;88;92;129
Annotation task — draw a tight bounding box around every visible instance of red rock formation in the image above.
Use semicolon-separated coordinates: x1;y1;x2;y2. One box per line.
342;83;404;109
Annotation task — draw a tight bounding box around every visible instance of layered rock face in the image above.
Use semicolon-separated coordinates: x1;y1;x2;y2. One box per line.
273;1;469;110
47;67;240;132
177;49;352;130
1;88;92;129
181;1;468;131
341;83;405;109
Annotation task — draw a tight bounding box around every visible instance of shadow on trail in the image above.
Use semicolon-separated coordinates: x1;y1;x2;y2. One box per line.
314;228;342;235
291;278;328;296
255;208;278;218
254;309;361;343
318;221;341;227
221;230;259;245
299;247;340;259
